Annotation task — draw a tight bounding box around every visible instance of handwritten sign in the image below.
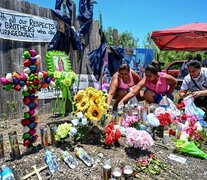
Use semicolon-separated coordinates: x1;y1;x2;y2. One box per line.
0;7;57;42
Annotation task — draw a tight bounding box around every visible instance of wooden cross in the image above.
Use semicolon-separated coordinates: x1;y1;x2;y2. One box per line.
21;164;48;180
0;50;55;148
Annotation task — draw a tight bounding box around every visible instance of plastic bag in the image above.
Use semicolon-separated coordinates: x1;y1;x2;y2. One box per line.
183;96;205;119
159;95;181;116
167;97;181;116
176;139;207;159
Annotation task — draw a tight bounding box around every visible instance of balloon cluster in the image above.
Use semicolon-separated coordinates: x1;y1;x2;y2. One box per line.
0;49;55;148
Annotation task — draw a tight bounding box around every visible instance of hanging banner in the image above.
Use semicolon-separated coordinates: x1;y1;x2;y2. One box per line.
0;7;57;42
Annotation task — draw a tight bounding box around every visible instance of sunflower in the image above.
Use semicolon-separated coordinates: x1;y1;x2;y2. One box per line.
90;94;101;105
76;98;90;112
73;90;86;102
86;105;103;121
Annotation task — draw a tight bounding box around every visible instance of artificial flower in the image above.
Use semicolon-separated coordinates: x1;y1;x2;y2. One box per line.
157;113;172;126
121;115;138;128
105;122;121;145
86;105;103;121
74;87;108;121
55;123;72;141
73;90;85;102
76;98;90;111
126;127;154;150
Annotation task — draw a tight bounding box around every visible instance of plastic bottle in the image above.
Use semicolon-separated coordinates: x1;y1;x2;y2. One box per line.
1;165;15;180
159;95;169;108
45;149;59;174
75;147;93;167
61;150;78;169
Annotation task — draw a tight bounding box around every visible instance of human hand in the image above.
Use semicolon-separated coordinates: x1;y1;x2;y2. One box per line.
191;91;201;98
118;101;124;106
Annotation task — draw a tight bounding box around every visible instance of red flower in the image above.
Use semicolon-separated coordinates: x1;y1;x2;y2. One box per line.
105;123;121;145
177;102;185;109
158;113;172;126
181;113;187;120
106;135;113;145
169;129;176;136
115;129;121;140
105;126;112;134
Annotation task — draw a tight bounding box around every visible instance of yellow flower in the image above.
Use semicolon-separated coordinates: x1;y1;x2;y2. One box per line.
74;90;86;102
76;98;90;111
86;105;103;121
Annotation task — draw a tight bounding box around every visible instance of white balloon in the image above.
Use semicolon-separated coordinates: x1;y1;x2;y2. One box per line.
22;105;30;112
38;72;43;78
23;67;31;74
6;73;13;82
35;54;41;61
23;85;28;91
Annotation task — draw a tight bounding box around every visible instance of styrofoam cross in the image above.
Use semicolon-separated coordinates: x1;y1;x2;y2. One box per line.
0;50;55;148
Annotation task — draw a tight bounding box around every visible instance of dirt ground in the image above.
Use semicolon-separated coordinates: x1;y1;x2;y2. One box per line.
0;113;207;180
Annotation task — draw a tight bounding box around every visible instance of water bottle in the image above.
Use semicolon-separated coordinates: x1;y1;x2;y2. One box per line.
61;150;78;169
1;165;15;180
45;149;59;174
75;147;93;167
159;95;169;109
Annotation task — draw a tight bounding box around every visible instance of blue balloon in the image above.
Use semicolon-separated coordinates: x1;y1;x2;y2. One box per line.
28;122;35;129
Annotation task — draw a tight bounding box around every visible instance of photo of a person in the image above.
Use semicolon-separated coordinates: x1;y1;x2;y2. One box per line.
58;57;65;71
53;56;69;72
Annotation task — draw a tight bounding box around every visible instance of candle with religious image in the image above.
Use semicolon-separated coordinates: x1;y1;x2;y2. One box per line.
0;134;4;158
8;131;20;158
103;162;112;180
49;124;57;145
40;124;49;148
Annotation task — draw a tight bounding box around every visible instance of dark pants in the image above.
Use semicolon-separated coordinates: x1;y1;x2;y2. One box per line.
194;96;207;111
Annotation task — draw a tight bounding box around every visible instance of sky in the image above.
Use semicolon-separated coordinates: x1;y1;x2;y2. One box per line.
26;0;207;46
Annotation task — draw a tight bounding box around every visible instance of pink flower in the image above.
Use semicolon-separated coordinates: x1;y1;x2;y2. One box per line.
121;116;138;128
126;128;154;150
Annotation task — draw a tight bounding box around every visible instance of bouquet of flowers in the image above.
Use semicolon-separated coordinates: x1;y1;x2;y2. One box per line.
55;123;73;141
74;87;108;121
121;115;139;129
53;71;78;116
157;112;172;127
126;127;154;150
105;122;121;145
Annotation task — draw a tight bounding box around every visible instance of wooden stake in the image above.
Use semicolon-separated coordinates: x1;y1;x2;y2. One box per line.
21;164;47;180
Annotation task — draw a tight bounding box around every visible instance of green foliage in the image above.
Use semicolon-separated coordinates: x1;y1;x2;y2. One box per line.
104;26;139;48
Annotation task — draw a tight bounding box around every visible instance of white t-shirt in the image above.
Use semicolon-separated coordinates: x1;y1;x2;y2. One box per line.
181;69;207;92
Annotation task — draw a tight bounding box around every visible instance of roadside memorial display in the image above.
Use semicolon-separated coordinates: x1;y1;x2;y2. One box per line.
0;50;55;148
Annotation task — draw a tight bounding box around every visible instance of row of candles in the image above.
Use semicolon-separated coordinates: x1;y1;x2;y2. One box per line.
103;163;134;180
106;102;158;126
0;123;57;159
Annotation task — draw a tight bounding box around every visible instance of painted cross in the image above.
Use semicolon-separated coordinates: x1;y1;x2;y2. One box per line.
0;50;55;148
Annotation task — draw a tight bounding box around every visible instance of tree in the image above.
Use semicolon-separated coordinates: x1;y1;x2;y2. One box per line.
104;26;139;48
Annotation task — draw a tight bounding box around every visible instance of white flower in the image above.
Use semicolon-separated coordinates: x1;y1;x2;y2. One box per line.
77;112;83;119
81;118;88;125
69;127;77;137
71;119;79;126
